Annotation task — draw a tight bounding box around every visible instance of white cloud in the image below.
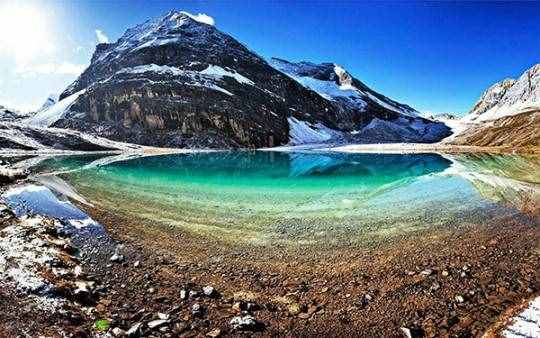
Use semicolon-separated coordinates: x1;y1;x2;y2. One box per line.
15;62;86;77
56;62;87;75
180;11;215;26
95;29;109;44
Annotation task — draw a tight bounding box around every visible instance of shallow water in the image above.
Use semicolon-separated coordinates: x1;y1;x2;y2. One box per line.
10;151;540;246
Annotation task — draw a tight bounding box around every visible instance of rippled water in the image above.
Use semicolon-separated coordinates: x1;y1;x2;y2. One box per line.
12;151;540;245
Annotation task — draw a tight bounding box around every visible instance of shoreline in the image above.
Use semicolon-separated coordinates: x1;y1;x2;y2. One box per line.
0;142;538;159
0;156;538;336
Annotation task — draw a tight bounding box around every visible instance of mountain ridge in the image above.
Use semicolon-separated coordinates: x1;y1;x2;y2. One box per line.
452;63;540;147
33;10;450;149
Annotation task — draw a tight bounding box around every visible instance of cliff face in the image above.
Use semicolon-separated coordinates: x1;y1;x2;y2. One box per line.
36;11;449;148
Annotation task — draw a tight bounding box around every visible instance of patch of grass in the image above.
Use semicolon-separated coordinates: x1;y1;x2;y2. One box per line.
95;319;110;331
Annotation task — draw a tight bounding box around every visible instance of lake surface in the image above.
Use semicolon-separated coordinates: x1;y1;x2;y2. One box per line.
12;151;540;246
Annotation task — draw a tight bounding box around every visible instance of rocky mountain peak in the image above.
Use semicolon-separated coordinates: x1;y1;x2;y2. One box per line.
466;63;540;122
46;11;450;149
269;57;419;117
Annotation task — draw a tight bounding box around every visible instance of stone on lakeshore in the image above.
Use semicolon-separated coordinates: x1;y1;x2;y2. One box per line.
147;319;168;329
203;285;216;297
206;328;222;337
230;315;262;331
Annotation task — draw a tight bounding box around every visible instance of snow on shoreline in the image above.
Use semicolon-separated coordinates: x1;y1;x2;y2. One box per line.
503;297;540;338
0;215;67;311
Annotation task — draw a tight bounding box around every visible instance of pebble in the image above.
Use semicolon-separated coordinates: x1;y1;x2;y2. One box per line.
203;285;216;297
189;290;199;298
420;269;433;276
112;327;127;337
230;315;260;331
126;322;142;337
288;303;302;315
441;270;449;277
173;322;189;334
110;253;124;263
192;303;204;317
206;328;222;337
455;295;465;303
147;319;168;329
401;327;424;338
158;312;169;320
133;260;140;268
180;289;187;300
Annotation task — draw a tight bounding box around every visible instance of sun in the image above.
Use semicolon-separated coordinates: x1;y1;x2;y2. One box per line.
0;2;54;63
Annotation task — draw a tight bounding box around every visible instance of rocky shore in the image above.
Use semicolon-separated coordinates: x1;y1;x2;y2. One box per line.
0;168;538;337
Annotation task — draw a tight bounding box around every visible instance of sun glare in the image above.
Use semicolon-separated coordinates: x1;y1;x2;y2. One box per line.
0;2;54;63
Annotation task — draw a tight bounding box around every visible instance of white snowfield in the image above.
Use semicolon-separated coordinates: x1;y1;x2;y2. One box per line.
287;117;342;145
26;90;85;127
177;11;214;26
0;215;65;311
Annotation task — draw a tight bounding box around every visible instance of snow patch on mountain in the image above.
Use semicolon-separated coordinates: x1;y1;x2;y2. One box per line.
178;11;215;26
0;121;141;153
287;117;342;145
26;90;86;127
116;64;255;96
118;64;254;88
200;65;255;85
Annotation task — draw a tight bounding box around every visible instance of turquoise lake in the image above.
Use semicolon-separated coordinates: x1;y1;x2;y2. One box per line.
21;151;540;246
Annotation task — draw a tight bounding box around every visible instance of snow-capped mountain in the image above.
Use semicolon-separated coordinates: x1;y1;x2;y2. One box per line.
452;63;539;147
465;64;539;122
30;10;450;149
270;58;450;144
269;58;418;117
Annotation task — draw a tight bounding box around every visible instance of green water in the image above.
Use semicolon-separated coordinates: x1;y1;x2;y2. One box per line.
30;151;540;245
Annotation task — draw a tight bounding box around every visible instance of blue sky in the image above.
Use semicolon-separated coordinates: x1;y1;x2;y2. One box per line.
0;1;538;114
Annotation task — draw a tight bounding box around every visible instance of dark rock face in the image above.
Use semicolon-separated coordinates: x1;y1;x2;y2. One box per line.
53;11;450;148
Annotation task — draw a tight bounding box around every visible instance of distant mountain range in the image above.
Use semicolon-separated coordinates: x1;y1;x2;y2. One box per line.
27;10;450;149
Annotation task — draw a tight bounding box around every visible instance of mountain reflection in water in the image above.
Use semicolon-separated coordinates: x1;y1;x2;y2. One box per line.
2;151;538;245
